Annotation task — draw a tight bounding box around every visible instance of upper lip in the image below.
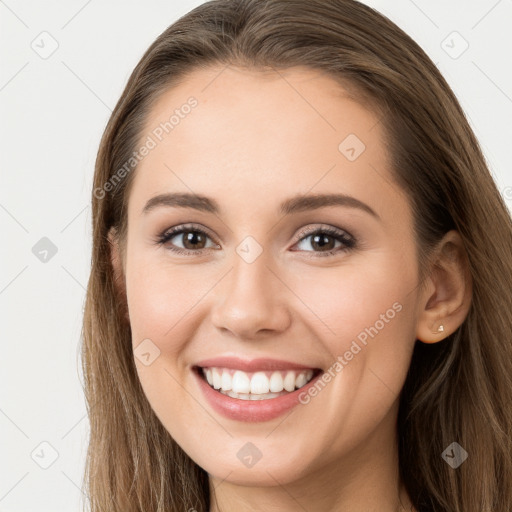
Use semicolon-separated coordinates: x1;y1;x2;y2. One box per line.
194;356;320;372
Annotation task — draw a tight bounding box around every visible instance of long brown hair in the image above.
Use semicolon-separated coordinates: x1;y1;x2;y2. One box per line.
81;1;512;510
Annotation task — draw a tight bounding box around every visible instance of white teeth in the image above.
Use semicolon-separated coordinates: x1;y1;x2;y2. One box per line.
221;371;232;391
295;372;307;388
219;389;288;400
201;366;318;397
250;372;270;394
283;371;296;392
212;368;222;390
269;371;284;392
232;370;251;394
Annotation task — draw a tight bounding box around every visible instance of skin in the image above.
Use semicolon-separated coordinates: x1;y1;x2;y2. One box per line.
110;65;472;512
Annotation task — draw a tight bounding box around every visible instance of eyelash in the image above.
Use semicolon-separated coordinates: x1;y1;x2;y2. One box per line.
155;223;357;258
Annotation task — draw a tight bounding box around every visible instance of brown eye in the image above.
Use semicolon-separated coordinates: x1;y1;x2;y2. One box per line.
309;233;336;251
157;224;218;254
180;230;208;250
292;226;356;256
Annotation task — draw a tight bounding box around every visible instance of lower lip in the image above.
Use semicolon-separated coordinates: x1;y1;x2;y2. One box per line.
193;367;323;422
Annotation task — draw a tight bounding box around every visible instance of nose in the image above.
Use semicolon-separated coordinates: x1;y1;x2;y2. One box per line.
210;250;292;340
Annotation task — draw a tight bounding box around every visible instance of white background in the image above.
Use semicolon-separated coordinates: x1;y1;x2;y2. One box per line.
1;1;511;510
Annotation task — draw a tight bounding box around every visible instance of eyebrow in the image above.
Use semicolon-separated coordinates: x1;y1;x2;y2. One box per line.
142;192;380;220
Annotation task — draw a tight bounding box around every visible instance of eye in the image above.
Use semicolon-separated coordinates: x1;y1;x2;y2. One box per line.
291;225;356;257
156;223;219;255
156;223;356;258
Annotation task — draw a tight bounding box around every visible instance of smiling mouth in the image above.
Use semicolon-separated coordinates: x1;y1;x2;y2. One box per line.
194;366;322;400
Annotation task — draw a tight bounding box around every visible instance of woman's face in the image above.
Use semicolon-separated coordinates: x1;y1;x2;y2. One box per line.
119;65;424;486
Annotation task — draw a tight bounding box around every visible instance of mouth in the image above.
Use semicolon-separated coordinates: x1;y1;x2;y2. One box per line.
193;365;323;401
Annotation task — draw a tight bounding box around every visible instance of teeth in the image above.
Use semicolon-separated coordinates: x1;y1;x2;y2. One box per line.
269;371;284;392
212;368;222;390
296;372;308;388
250;372;270;394
219;389;288;400
201;367;316;396
283;371;296;392
221;371;232;391
232;370;250;393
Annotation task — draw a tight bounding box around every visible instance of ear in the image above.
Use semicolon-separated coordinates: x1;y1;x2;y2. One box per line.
108;227;130;324
415;230;472;343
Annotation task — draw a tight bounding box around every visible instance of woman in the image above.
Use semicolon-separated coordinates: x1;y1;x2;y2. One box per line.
81;0;512;510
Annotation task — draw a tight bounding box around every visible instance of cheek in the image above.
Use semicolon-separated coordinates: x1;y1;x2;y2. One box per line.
124;256;203;432
125;250;202;348
280;259;417;456
292;256;416;347
290;254;418;413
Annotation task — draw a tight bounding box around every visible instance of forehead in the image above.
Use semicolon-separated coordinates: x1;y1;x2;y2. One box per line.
128;65;404;225
141;65;381;155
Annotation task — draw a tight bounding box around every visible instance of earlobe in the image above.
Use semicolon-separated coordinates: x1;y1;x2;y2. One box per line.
415;230;472;344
